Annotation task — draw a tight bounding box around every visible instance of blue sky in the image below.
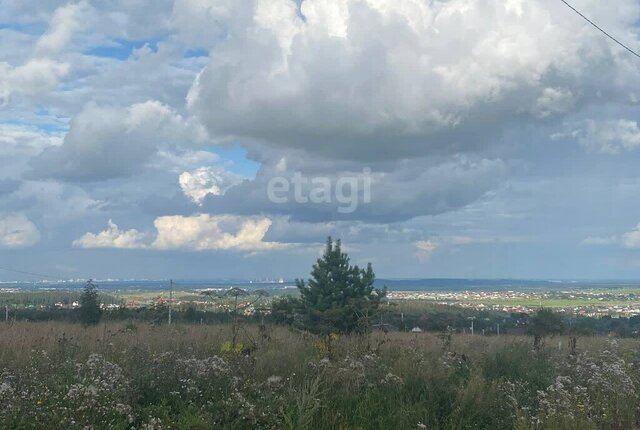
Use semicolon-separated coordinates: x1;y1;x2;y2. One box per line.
2;0;640;281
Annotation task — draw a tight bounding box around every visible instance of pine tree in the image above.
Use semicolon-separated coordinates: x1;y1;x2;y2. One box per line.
78;279;102;326
296;237;386;335
528;308;563;350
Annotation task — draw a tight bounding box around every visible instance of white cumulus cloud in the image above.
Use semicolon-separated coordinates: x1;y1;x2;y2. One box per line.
179;166;242;205
152;214;285;251
74;214;286;252
0;1;90;104
186;0;640;160
73;220;148;249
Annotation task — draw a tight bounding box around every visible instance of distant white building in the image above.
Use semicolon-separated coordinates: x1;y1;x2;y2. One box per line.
411;326;423;333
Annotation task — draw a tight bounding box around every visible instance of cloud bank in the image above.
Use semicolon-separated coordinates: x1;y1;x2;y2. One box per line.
187;0;640;160
31;101;209;182
74;215;286;252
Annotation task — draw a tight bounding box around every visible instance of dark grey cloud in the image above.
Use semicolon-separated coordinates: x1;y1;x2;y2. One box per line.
199;153;506;223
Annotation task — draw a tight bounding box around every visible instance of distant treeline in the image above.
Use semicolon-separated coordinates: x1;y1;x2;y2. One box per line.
0;291;121;307
379;304;640;338
4;304;254;326
5;302;639;339
18;305;262;324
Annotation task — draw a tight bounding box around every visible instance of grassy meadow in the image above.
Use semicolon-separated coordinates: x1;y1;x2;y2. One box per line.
1;321;639;429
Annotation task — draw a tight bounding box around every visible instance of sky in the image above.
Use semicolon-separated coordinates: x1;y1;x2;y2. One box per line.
2;0;640;281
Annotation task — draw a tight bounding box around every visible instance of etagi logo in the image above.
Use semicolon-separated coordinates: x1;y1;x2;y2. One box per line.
267;168;372;214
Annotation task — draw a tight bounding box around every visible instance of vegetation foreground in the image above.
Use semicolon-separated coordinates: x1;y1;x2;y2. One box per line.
1;321;639;430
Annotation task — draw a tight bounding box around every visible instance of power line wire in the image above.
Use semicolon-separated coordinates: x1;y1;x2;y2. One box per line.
558;0;640;60
0;266;61;281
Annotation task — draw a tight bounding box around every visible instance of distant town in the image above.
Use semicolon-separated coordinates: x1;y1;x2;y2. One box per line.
4;280;640;318
388;288;640;318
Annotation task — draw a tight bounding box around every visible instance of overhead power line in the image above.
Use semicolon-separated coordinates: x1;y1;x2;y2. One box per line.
0;266;61;281
558;0;640;60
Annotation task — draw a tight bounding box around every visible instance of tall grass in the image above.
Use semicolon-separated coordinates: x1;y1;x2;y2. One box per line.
0;321;638;429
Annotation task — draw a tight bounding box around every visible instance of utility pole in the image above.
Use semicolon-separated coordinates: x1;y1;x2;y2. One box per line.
4;305;8;322
168;279;173;326
496;323;500;337
468;316;475;336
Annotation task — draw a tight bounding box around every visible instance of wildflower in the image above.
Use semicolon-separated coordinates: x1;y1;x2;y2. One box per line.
381;372;403;386
0;381;13;396
266;375;282;386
